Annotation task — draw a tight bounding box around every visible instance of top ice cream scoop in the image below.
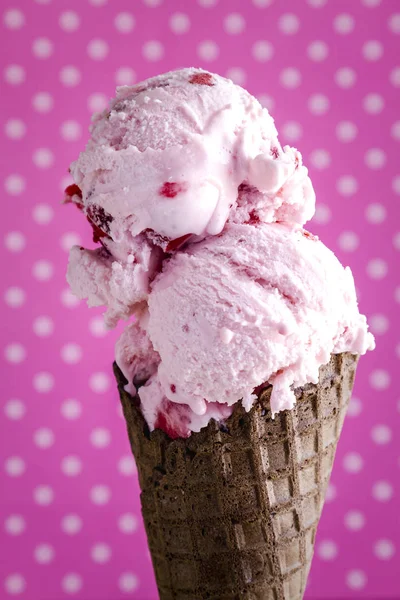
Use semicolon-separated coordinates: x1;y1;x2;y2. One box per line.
67;68;315;326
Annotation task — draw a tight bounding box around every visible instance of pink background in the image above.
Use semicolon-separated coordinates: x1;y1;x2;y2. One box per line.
1;0;399;598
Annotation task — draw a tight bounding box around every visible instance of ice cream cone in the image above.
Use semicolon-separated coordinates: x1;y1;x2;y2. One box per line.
115;352;358;600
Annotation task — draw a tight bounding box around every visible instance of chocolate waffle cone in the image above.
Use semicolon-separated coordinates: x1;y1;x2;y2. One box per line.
115;352;358;600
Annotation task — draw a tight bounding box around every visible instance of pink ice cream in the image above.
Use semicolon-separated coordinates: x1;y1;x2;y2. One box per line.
66;68;374;438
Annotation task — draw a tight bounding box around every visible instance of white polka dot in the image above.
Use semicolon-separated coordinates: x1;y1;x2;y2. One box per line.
61;343;82;364
5;457;25;477
395;286;400;303
115;67;136;86
60;120;82;141
365;148;386;169
61;399;82;420
60;66;81;87
114;12;135;33
91;543;112;563
371;424;392;444
278;13;299;35
87;93;108;113
344;510;365;531
343;452;363;473
325;482;336;502
32;204;54;224
118;513;138;533
252;40;274;62
89;0;108;4
369;368;390;389
335;67;356;88
279;67;301;89
4;174;25;195
365;203;386;223
33;485;54;505
33;148;54;169
61;288;80;308
363;93;385;114
282;121;302;142
307;0;327;6
362;40;383;61
32;260;54;281
33;316;54;337
34;428;55;449
35;0;52;3
252;0;273;6
367;258;388;280
4;287;25;308
89;316;107;337
307;40;329;61
4;231;26;252
224;13;245;34
393;232;400;250
5;515;26;536
32;91;54;113
393;175;400;194
4;119;26;140
374;539;395;560
33;372;54;393
308;94;330;115
89;372;110;393
257;94;274;111
118;455;137;476
336;175;358;196
90;485;111;505
388;13;400;34
119;573;139;593
34;543;55;564
4;399;26;420
59;11;80;32
309;149;330;169
32;37;54;59
90;428;111;448
4;574;26;595
317;540;338;560
169;12;190;34
4;64;25;85
61;514;82;534
225;68;246;86
60;232;81;252
362;0;381;5
87;39;109;60
391;120;400;140
142;40;164;61
313;204;331;224
338;231;359;252
143;0;163;5
3;9;25;29
62;573;82;594
4;344;26;364
333;13;355;34
197;40;219;61
346;570;367;590
61;456;82;476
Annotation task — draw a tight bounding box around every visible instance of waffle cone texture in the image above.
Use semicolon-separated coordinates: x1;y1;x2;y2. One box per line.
115;352;359;600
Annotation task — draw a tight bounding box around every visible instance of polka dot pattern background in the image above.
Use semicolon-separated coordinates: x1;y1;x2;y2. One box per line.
1;0;399;598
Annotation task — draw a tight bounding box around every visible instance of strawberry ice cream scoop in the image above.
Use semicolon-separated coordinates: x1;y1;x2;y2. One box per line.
115;222;374;433
67;68;315;325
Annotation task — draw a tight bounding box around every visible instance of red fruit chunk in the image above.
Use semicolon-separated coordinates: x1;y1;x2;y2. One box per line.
154;400;191;439
166;233;192;252
247;210;260;225
86;205;113;243
271;147;280;159
170;384;176;393
189;72;214;86
64;184;83;201
159;181;187;198
302;229;319;241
